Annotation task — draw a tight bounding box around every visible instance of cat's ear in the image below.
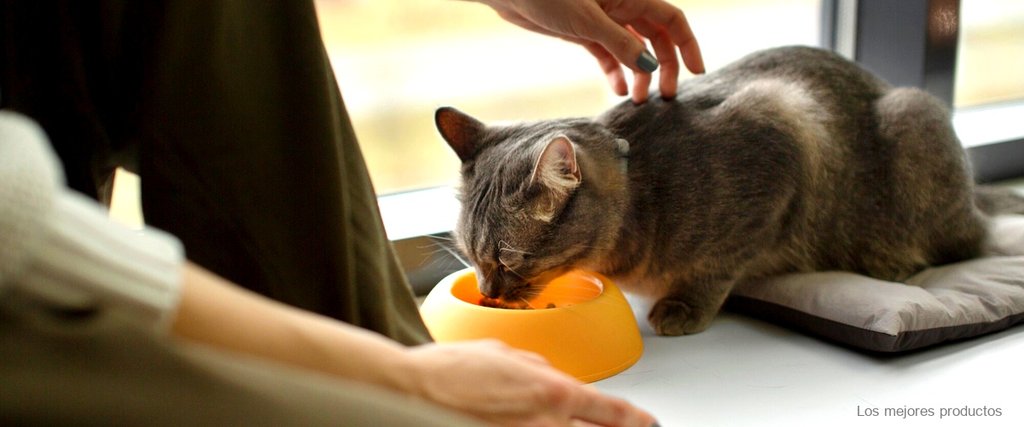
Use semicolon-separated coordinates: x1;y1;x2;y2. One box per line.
528;135;581;221
531;135;581;187
436;107;486;162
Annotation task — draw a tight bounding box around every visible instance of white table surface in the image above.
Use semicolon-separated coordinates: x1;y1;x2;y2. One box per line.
594;297;1024;427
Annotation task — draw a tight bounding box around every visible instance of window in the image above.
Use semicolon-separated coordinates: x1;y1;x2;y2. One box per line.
952;0;1024;182
955;0;1024;107
314;0;821;195
823;0;1024;182
110;1;1022;291
314;0;822;291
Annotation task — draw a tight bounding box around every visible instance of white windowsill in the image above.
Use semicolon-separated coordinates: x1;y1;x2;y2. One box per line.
953;100;1024;148
378;186;461;241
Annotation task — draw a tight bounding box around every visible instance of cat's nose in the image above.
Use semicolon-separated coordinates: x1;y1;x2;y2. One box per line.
474;269;500;298
479;279;502;299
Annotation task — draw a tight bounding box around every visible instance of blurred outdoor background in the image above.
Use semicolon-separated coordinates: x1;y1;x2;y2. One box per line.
108;1;1024;226
314;0;1024;195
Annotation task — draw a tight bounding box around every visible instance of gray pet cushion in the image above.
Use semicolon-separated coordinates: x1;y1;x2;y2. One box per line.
727;215;1024;353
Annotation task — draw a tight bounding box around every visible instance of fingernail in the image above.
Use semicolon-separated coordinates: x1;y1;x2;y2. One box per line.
636;49;658;73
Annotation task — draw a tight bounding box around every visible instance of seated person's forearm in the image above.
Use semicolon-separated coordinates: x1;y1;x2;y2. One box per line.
171;262;417;394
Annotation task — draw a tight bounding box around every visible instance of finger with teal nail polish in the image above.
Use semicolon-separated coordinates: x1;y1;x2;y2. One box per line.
637;49;658;73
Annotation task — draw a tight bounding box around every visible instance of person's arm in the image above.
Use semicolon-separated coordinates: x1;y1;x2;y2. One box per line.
173;261;656;427
1;112;655;427
0;111;182;329
471;0;705;103
172;262;412;390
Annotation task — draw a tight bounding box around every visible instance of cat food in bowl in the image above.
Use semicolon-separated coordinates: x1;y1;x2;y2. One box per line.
419;268;643;383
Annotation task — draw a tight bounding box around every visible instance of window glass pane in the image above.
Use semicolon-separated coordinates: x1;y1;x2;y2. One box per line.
955;0;1024;107
316;0;819;194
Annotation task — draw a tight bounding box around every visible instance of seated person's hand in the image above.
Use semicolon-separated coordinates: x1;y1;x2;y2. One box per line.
476;0;705;104
402;340;656;426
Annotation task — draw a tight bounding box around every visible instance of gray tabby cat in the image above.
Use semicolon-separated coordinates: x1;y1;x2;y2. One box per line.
435;46;1024;336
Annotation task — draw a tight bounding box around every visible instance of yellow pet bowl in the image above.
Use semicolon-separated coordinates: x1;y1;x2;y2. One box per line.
419;268;643;383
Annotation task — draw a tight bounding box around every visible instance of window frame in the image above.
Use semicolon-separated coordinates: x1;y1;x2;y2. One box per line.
822;0;1024;182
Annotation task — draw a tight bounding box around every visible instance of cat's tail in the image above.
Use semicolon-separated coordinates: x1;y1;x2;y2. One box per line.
974;185;1024;216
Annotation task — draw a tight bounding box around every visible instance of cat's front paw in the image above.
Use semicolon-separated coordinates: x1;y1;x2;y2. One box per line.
648;297;717;336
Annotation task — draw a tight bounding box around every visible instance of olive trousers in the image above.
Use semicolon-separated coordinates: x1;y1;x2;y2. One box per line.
1;1;430;344
0;289;478;426
1;1;457;424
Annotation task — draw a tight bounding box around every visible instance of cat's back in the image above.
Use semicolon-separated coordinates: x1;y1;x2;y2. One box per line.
701;46;888;101
598;46;892;186
602;46;886;128
592;46;895;276
593;46;981;281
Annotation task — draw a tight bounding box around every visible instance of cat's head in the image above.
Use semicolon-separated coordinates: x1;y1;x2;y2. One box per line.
435;107;628;305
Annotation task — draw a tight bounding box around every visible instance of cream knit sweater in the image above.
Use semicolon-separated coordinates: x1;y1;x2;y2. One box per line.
0;111;182;331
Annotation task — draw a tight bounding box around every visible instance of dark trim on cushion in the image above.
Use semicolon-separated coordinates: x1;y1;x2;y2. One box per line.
725;296;1024;353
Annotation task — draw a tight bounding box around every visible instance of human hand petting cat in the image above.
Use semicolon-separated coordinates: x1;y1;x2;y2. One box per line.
403;340;657;427
472;0;704;104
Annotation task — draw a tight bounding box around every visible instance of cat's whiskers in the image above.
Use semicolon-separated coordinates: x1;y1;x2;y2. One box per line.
420;243;458;259
498;245;533;256
504;265;528;280
496;241;536;279
498;241;534;261
415;243;466;274
428;236;471;268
